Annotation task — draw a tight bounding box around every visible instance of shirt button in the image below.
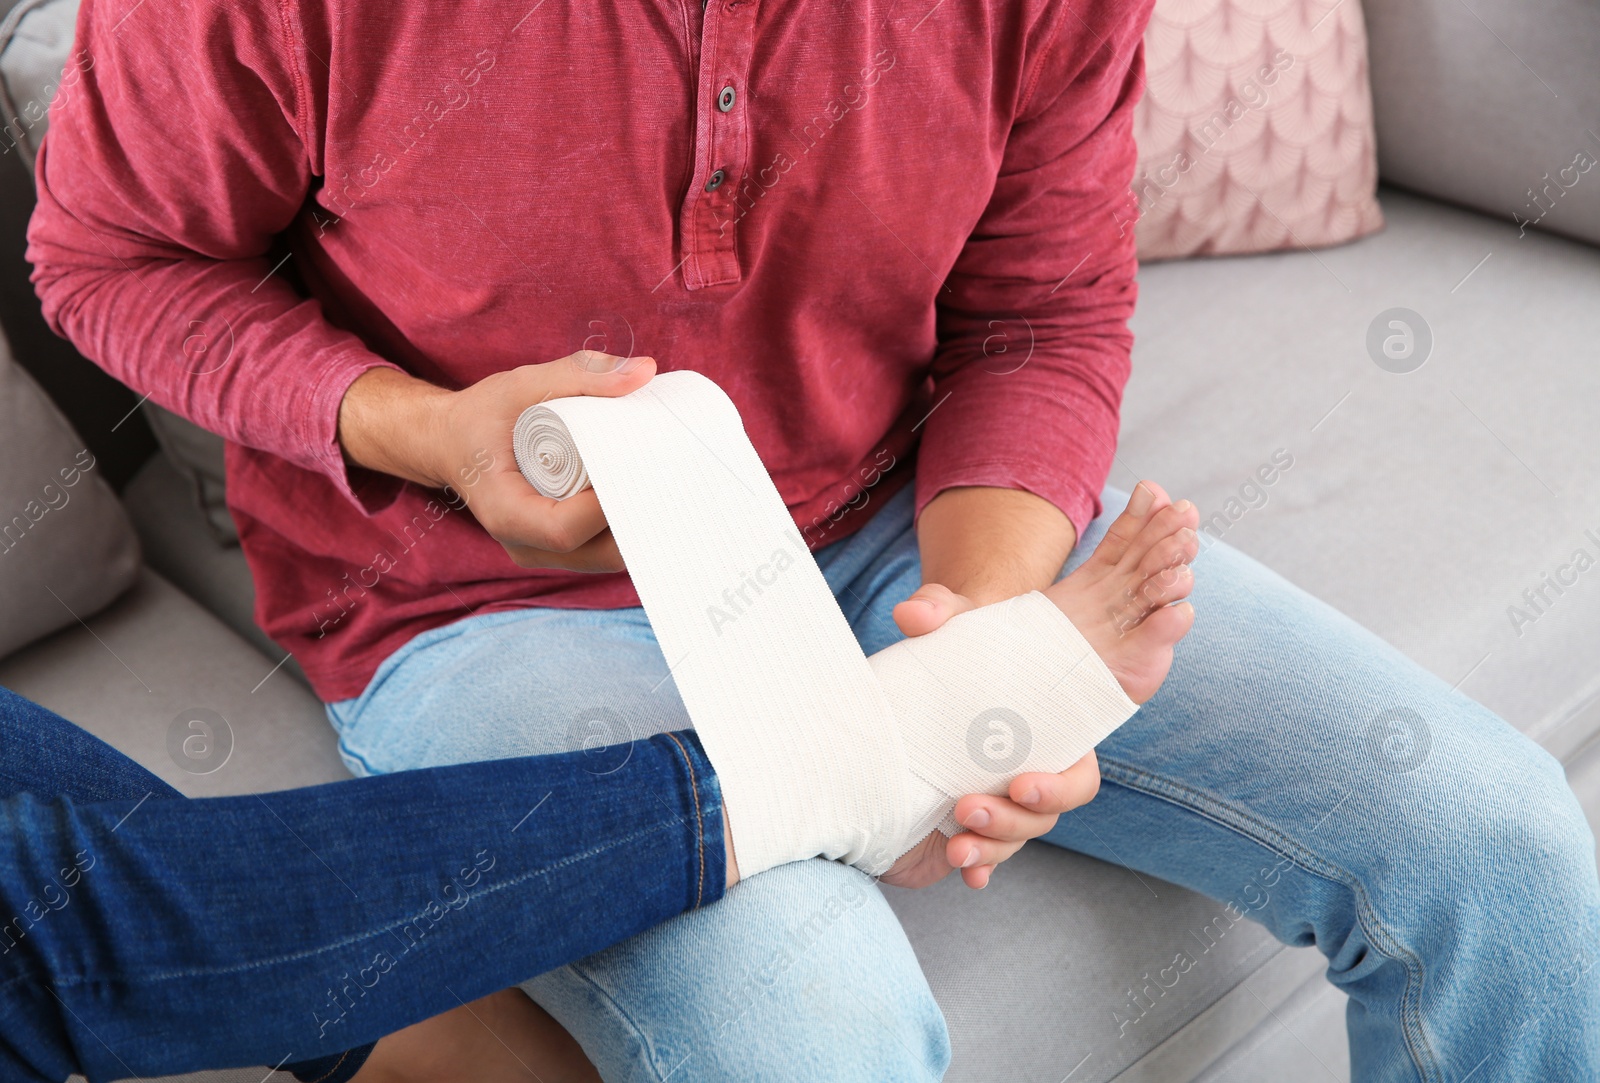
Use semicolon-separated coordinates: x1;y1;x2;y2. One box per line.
718;86;736;112
705;169;726;192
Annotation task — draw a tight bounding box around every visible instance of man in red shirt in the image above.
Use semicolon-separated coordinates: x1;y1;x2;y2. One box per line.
28;0;1600;1080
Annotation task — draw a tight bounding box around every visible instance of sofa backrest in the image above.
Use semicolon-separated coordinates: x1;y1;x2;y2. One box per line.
0;0;155;491
1363;0;1600;247
0;0;76;166
0;322;140;660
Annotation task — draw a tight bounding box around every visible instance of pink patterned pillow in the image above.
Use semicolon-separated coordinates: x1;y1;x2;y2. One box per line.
1129;0;1385;261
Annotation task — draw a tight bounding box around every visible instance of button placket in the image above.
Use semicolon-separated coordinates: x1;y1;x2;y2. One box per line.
676;0;757;290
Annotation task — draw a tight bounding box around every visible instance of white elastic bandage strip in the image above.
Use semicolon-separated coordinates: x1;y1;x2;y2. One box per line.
514;372;1139;876
515;372;911;875
867;591;1138;837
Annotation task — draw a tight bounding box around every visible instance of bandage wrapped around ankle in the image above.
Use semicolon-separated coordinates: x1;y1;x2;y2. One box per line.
514;372;1137;877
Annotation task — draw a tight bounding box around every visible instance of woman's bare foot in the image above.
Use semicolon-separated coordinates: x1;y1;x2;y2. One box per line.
879;482;1198;890
1042;481;1198;704
720;483;1199;894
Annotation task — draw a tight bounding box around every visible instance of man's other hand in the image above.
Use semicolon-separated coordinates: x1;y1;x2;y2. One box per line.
882;583;1105;891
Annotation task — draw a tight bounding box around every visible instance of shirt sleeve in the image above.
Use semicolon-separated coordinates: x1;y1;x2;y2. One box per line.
915;0;1154;538
25;0;401;510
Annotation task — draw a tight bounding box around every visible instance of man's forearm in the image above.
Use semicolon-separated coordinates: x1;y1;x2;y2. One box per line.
337;367;454;487
917;487;1078;606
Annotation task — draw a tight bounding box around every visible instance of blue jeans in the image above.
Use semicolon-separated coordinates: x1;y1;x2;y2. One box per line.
331;483;1600;1082
0;686;724;1082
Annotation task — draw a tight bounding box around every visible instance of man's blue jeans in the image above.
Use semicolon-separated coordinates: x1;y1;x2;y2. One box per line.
331;484;1600;1082
0;687;725;1082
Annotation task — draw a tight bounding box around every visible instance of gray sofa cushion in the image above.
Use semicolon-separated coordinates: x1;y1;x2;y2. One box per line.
141;403;238;545
1364;0;1600;247
1121;186;1600;759
0;0;79;169
5;0;237;544
122;449;308;684
0;328;140;659
0;568;345;797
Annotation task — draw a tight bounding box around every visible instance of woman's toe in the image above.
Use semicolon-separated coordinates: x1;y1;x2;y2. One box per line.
1091;482;1171;567
1141;564;1194;609
1134;600;1194;649
1117;500;1195;573
1137;528;1200;578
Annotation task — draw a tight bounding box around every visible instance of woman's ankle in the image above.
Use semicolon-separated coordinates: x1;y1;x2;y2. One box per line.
723;808;741;888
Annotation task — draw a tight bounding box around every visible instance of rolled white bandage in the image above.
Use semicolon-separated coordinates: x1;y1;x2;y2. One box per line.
514;372;1137;876
516;373;913;875
513;408;590;500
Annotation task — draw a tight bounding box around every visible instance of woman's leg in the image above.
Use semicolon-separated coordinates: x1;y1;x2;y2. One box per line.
327;606;952;1083
0;687;723;1083
0;685;180;804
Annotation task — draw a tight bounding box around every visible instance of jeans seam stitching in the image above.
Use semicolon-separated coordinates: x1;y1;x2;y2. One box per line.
1098;756;1442;1083
295;1048;351;1083
661;731;706;908
40;819;692;989
331;731;381;777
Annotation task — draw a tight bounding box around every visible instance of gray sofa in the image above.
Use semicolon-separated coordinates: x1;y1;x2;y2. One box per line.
3;0;1598;1080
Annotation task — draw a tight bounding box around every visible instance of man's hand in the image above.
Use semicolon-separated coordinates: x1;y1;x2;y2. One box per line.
879;584;1103;890
337;351;657;572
